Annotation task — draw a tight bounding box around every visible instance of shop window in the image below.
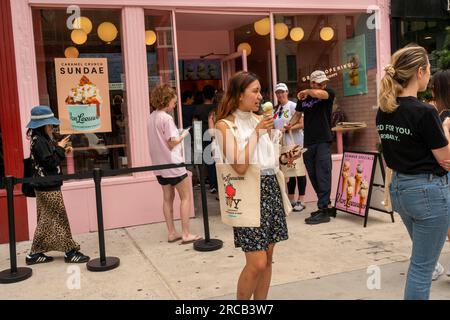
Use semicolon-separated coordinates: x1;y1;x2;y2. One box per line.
286;55;297;83
145;10;179;124
399;19;449;56
274;13;379;153
32;9;129;173
234;17;272;100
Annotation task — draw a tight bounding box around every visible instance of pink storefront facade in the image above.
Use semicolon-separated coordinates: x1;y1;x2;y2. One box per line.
8;0;391;238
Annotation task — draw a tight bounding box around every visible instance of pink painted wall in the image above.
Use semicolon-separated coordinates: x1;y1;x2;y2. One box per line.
10;0;390;238
177;31;230;59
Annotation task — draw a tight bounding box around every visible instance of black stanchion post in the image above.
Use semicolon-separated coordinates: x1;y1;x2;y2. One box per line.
193;164;223;252
0;176;32;284
87;168;120;272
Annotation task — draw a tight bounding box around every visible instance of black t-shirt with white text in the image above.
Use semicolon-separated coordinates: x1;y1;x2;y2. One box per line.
376;96;448;176
295;87;335;146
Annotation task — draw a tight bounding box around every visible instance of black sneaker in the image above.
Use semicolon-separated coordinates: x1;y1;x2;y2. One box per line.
305;209;330;225
327;207;337;218
64;250;90;263
25;253;54;265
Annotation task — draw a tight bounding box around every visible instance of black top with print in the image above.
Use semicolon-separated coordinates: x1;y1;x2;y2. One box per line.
376;96;448;176
295;87;335;146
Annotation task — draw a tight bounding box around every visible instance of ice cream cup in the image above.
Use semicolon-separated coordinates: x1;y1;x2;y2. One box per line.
68;104;101;131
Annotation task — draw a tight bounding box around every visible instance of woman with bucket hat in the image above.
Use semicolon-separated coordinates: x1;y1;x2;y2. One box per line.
25;106;89;265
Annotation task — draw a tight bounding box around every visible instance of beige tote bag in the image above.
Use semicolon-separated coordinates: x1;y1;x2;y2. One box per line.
280;131;306;178
215;119;261;227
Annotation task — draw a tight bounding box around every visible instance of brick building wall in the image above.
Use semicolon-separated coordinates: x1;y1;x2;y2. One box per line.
328;69;379;153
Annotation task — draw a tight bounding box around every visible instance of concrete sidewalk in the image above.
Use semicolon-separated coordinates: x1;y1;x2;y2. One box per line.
1;187;449;300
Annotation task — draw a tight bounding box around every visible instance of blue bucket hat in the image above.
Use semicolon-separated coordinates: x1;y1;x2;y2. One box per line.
26;106;60;129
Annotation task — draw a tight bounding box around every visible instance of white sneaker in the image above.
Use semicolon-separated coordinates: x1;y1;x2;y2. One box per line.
432;262;444;281
293;202;306;212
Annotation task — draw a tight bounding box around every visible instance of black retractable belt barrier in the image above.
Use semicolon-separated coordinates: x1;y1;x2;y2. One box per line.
193;164;223;252
87;168;120;272
0;176;32;284
0;161;221;278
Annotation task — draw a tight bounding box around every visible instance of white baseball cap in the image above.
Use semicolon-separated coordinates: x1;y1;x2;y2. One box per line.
275;83;288;92
310;70;329;83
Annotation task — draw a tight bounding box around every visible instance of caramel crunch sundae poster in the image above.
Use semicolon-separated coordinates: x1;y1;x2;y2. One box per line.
55;58;111;134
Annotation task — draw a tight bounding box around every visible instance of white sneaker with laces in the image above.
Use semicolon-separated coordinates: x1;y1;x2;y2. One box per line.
432;262;444;281
293;201;306;212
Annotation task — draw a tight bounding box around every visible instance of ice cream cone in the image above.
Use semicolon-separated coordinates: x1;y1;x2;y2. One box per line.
262;101;273;116
355;173;362;196
359;196;366;214
341;173;348;194
346;187;353;208
358;180;369;214
341;161;351;194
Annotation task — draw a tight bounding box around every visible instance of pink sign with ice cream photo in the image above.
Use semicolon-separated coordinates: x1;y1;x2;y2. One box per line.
335;151;377;218
55;58;112;134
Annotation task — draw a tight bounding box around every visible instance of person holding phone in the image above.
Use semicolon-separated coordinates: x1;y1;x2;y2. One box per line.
24;105;90;265
148;84;202;244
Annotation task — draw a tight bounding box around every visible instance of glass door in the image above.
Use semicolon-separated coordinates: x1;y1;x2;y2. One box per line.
220;51;247;92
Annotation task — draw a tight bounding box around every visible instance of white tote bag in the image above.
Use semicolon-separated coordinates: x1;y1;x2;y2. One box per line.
215;119;261;227
280;131;306;178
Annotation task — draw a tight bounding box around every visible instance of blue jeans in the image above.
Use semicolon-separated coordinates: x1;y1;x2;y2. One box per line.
303;142;332;209
390;172;450;300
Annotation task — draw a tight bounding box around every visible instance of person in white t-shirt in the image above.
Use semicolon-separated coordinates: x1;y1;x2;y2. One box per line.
273;83;307;212
148;84;202;245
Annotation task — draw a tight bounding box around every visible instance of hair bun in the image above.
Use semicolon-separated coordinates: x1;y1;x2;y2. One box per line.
384;64;396;77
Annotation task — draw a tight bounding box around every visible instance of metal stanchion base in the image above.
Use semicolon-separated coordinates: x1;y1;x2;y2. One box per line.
87;257;120;272
0;267;32;284
193;239;223;252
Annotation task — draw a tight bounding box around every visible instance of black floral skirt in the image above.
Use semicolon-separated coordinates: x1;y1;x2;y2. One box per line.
233;175;289;252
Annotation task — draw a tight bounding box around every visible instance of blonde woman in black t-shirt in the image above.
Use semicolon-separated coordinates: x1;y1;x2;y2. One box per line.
376;45;450;300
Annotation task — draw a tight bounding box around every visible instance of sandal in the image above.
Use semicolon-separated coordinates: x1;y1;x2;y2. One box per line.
64;250;90;263
25;253;54;265
180;235;203;245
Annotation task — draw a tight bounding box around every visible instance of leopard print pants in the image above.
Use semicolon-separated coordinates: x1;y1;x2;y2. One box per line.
30;190;80;254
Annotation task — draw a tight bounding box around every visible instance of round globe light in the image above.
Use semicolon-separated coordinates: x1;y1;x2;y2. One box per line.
64;46;79;58
145;30;157;46
72;16;92;34
254;17;270;36
237;42;252;56
274;23;289;40
98;22;118;43
71;29;87;45
290;27;304;42
320;27;334;41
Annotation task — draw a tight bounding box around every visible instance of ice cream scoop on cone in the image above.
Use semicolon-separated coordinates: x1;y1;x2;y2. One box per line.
262;101;273;116
346;187;354;208
341;171;349;194
358;180;369;214
355;173;362;196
